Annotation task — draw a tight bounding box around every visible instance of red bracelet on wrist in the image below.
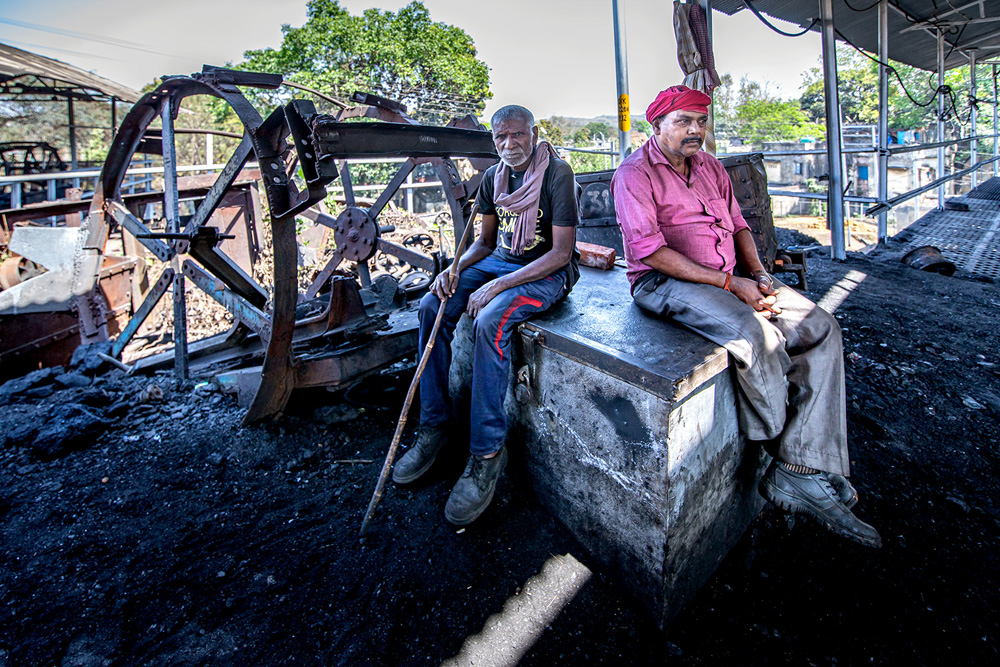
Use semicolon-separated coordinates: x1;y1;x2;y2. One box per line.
722;272;732;292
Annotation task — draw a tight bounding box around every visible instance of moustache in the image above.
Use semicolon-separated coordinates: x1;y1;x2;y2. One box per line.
682;138;702;145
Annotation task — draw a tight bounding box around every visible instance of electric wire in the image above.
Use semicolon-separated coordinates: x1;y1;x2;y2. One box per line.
831;26;973;126
743;0;819;38
843;0;881;12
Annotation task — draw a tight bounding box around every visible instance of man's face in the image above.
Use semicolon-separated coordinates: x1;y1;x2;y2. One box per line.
492;117;538;170
652;109;708;162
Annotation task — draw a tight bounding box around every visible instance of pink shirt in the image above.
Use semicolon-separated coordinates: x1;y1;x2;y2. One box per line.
610;139;749;290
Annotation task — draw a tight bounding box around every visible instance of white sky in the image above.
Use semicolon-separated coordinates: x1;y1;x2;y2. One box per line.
0;0;823;120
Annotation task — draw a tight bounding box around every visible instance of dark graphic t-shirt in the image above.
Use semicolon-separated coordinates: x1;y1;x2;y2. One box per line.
477;155;580;266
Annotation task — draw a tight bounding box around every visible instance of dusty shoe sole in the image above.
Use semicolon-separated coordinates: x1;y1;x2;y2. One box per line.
760;477;882;549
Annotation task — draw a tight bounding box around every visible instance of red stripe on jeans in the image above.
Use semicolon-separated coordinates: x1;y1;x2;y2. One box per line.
494;295;543;360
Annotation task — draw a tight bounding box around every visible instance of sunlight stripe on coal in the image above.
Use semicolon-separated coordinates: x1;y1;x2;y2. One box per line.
442;553;592;667
816;270;867;314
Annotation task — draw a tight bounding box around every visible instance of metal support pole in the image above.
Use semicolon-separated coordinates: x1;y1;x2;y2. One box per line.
877;0;889;242
994;64;998;177
970;49;978;188
938;29;946;208
67;98;77;171
701;0;716;155
161;96;188;379
110;98;117;140
820;0;846;260
406;171;414;212
612;0;631;162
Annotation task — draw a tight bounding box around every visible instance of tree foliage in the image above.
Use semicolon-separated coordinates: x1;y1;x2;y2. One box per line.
571;121;615;145
537;118;564;146
714;75;823;146
798;49;987;133
237;0;491;123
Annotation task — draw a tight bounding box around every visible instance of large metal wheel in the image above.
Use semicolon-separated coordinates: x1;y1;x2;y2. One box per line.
73;69;496;423
74;71;305;423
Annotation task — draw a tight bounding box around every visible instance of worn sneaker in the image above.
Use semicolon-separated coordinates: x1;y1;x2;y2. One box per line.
392;426;448;484
827;473;858;509
444;447;508;526
760;462;881;548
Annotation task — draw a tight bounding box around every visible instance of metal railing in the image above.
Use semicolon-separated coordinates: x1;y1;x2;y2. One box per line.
717;129;1000;223
1;159;452;215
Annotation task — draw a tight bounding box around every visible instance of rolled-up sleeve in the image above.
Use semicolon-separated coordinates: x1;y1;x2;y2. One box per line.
611;166;667;261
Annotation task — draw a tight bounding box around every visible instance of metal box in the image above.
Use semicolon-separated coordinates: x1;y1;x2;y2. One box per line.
451;266;766;626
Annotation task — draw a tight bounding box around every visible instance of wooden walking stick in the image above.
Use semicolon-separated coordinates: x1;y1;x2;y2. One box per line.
360;203;480;537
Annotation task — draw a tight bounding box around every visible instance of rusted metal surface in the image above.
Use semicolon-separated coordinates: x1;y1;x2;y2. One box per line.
901;245;957;276
38;66;497;423
1;64;495;420
0;256;45;289
0;256;136;380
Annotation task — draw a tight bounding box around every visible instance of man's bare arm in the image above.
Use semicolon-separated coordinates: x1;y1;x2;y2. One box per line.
466;224;576;317
640;242;780;317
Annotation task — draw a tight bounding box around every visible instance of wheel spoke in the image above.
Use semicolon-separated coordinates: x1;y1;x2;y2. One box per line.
369;158;416;219
161;95;188;378
338;160;356;207
182;134;253;236
110;268;174;358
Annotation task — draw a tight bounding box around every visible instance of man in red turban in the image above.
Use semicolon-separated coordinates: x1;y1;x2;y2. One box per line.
611;85;881;548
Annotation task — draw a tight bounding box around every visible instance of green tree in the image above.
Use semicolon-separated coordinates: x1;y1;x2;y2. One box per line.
237;0;491;123
798;49;985;133
733;98;818;144
537;118;564;146
714;75;823;146
565;150;613;174
571;121;615;145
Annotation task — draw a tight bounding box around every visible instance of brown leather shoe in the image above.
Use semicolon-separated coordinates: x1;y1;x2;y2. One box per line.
760;462;881;548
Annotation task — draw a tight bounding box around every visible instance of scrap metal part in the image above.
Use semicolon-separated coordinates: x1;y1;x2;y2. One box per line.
64;67;496;423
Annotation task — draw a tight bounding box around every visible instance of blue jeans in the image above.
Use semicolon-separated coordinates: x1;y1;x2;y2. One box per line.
418;254;568;455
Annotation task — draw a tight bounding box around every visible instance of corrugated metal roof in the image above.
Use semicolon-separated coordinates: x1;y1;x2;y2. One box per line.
0;42;141;103
712;1;1000;72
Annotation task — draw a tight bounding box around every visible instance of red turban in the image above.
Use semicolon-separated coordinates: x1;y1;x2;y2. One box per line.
645;85;712;123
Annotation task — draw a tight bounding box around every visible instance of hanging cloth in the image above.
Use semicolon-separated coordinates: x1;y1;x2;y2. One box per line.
674;1;721;153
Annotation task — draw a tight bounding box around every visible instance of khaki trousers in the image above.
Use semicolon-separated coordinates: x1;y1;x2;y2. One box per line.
633;273;850;476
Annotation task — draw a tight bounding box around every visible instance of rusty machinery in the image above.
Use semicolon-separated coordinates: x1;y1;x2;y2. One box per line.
70;66;498;423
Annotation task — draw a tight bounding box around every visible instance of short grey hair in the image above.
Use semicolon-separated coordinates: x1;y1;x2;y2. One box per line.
491;105;535;129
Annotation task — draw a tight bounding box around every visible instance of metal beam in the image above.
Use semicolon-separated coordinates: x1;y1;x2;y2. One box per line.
820;0;846;260
701;0;715;156
994;64;998;177
310;121;499;161
613;0;631;163
67;98;77;172
971;49;979;189
878;0;889;243
162;95;188;379
938;30;946;209
867;154;1000;217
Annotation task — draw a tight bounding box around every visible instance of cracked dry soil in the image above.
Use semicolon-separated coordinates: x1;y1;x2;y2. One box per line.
1;242;999;666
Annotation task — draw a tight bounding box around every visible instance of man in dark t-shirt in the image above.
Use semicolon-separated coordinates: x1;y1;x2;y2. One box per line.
392;105;579;526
